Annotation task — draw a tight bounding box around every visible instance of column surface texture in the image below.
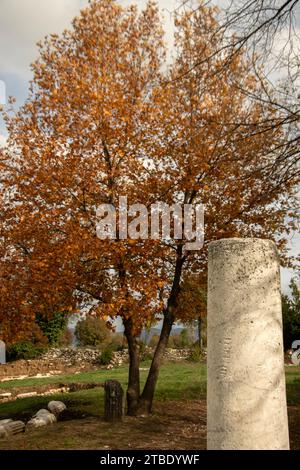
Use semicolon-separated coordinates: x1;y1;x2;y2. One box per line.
207;238;289;450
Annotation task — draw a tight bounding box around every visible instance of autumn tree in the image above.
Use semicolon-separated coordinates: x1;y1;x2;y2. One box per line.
0;0;299;415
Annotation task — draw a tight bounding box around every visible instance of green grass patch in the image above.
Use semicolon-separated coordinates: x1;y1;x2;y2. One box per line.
0;362;298;421
285;365;300;405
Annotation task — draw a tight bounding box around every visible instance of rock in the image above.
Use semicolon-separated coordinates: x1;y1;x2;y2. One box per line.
0;419;13;425
42;387;64;396
0;425;8;438
33;409;53;418
1;375;28;382
16;391;37;399
4;421;25;435
26;413;56;429
0;393;12;399
0;420;25;438
26;410;56;430
26;418;47;429
48;401;66;417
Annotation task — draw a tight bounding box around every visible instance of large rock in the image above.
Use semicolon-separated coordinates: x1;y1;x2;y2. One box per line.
47;401;66;417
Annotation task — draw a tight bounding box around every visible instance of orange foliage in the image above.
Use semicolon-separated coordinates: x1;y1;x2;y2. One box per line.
0;0;298;343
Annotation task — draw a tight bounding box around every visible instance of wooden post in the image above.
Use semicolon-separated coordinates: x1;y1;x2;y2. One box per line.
104;380;124;422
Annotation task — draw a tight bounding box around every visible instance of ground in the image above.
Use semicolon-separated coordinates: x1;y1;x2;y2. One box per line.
0;401;207;450
0;361;299;450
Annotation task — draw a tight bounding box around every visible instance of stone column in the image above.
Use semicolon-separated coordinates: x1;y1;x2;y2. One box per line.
207;238;289;450
104;380;124;422
0;341;6;365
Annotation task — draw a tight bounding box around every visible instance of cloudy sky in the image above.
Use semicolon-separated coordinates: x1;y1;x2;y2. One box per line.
0;0;176;136
0;0;299;292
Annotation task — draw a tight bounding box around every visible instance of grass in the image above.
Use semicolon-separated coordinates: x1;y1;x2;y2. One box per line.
0;361;298;419
285;365;300;405
0;361;299;450
0;361;207;420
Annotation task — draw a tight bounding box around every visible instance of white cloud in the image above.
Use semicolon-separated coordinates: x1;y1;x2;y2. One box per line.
0;0;177;78
0;0;89;77
0;0;176;130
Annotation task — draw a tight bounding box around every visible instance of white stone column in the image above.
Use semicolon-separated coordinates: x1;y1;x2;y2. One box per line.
0;341;6;365
207;238;289;450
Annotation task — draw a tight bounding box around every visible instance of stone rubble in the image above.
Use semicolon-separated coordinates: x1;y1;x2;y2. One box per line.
16;391;38;399
41;348;101;364
26;401;67;430
40;347;193;367
0;400;67;438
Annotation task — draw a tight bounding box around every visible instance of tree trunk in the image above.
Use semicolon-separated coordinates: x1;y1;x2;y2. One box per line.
123;317;140;416
121;244;185;416
138;246;184;415
138;311;174;414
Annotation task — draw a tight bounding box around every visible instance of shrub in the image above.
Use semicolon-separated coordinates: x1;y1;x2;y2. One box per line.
141;347;153;361
107;341;125;352
97;347;114;365
187;344;202;362
36;311;68;345
179;329;191;348
6;322;49;362
7;341;46;361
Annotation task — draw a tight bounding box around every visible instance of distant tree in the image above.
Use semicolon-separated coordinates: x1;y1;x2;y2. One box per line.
75;316;111;347
282;278;300;350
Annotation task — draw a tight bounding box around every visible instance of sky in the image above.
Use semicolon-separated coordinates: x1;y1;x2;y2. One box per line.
0;0;299;294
